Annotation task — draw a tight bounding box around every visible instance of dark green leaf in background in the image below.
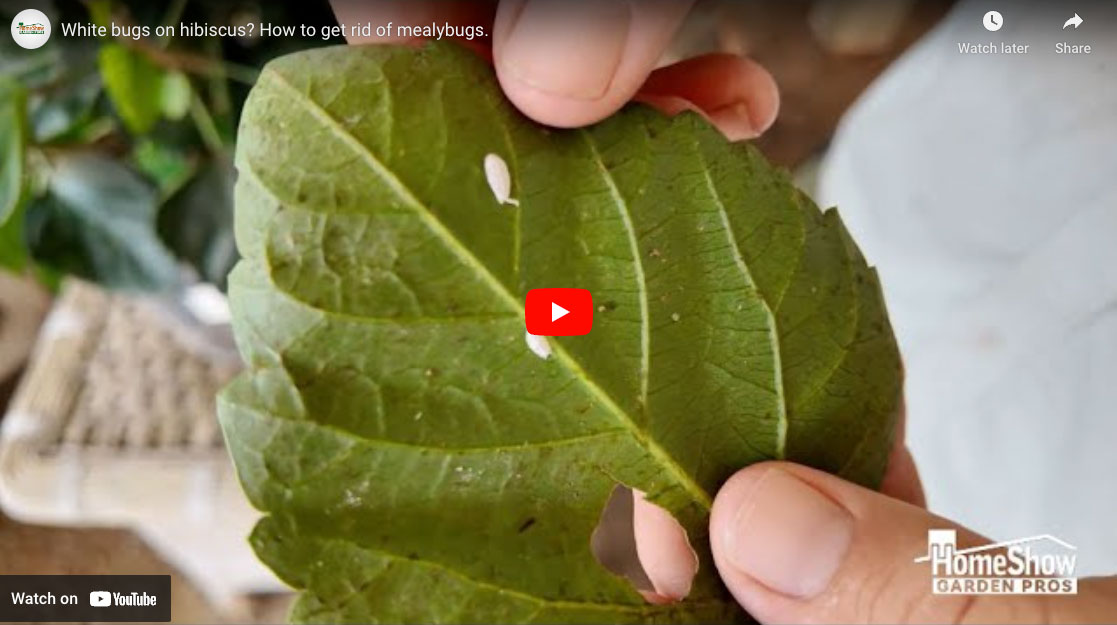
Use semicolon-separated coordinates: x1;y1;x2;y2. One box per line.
29;72;103;144
0;79;27;227
26;153;180;290
0;32;62;89
1;0;342;293
157;157;237;288
220;43;903;624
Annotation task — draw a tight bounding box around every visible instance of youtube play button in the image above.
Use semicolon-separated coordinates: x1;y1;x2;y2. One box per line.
526;288;593;336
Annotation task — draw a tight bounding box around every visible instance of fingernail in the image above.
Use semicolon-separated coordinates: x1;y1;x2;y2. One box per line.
722;469;853;598
501;0;631;100
707;102;759;141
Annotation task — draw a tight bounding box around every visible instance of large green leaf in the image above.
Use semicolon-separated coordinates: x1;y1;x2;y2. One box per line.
219;43;901;624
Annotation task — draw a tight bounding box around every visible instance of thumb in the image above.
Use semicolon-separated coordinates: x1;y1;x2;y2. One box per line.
710;462;1117;624
492;0;692;127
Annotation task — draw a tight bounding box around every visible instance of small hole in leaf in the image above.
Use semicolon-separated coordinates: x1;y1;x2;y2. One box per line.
591;486;653;593
590;485;697;603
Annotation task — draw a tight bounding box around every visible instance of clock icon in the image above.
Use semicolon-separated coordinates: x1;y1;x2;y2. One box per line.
983;10;1004;32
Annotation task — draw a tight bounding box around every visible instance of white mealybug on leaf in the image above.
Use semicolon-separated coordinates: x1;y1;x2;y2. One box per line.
483;153;519;206
524;331;551;360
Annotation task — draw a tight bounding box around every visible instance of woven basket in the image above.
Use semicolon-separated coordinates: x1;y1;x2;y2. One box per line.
0;279;284;605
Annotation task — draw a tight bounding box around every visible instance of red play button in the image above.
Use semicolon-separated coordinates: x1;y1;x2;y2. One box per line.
525;288;593;336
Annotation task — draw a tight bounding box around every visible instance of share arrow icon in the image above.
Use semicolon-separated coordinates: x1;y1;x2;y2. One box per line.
1063;13;1083;29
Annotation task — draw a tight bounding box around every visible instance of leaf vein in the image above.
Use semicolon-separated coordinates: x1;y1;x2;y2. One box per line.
579;130;650;408
697;151;789;460
229;396;628;454
260;67;713;509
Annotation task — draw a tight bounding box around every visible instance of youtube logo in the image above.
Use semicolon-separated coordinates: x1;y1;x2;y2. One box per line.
525;288;593;336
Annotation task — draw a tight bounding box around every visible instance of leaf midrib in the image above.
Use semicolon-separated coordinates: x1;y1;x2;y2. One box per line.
260;68;714;510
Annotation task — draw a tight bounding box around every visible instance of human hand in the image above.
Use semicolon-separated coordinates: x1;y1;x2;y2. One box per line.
636;439;1117;623
330;0;779;140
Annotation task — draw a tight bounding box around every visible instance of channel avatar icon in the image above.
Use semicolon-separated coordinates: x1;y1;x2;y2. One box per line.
525;288;593;336
10;8;51;49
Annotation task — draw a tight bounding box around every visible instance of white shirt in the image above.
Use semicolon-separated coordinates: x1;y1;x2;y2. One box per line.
818;0;1117;575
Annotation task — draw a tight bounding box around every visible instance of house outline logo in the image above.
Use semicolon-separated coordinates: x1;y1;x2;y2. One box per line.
10;9;51;49
914;529;1078;595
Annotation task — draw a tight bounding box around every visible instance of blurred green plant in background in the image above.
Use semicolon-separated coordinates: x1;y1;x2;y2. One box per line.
0;0;336;291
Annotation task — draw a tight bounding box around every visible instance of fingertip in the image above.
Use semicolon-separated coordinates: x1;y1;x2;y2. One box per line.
494;71;631;128
709;463;856;616
709;463;778;539
493;0;692;127
711;463;990;624
632;490;698;603
639;54;780;141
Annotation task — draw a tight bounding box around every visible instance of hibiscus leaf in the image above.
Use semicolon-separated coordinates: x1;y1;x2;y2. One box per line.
0;78;26;228
219;42;901;624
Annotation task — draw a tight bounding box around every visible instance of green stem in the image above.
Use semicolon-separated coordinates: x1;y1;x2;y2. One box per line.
189;95;224;154
158;0;189;46
203;37;232;117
